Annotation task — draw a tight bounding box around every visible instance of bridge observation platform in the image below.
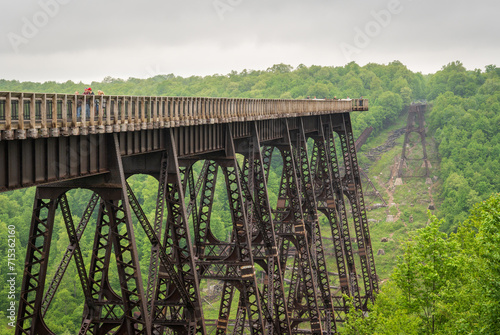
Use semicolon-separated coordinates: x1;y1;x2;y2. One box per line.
0;92;367;138
0;92;367;193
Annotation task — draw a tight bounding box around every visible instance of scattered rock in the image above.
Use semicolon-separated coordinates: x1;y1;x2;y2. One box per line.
386;215;394;222
377;249;386;255
426;178;432;185
394;178;403;186
433;175;438;182
368;219;378;223
371;203;385;209
381;237;389;243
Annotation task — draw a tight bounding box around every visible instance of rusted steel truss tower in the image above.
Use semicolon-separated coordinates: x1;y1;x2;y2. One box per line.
0;93;377;335
398;103;429;178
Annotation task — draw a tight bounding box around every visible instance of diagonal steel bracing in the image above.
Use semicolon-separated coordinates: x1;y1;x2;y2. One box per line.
41;192;99;317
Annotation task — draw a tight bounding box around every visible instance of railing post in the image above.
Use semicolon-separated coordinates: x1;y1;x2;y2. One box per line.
152;97;158;128
17;93;26;139
96;94;104;133
61;94;69;136
133;97;139;130
141;97;147;130
4;92;13;140
40;94;49;137
106;95;113;133
120;97;126;131
90;94;97;133
50;95;59;137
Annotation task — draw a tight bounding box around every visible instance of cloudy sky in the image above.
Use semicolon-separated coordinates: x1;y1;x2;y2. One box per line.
1;0;498;83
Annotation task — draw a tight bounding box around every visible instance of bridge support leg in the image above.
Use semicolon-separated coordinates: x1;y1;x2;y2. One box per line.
16;189;59;335
332;113;378;306
84;133;151;334
295;118;337;334
215;125;266;335
239;122;292;335
151;130;206;335
272;119;324;334
312;119;361;319
145;153;169;334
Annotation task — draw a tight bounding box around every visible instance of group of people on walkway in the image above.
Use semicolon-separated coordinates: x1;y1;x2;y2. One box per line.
75;87;105;117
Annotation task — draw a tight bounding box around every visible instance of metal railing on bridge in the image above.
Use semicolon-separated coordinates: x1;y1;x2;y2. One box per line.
0;92;368;139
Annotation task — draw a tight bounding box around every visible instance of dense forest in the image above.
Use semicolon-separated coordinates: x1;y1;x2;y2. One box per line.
0;61;499;334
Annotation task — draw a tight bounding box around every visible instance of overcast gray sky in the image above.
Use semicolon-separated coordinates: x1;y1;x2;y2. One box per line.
1;0;498;83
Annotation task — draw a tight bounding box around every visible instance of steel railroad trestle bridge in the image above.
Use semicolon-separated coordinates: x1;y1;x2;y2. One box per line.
0;92;377;335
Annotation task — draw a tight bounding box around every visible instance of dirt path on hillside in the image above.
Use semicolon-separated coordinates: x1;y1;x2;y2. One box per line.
381;156;405;226
366;128;406;226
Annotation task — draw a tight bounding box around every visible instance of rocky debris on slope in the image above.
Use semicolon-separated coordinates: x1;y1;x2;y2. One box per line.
365;127;406;161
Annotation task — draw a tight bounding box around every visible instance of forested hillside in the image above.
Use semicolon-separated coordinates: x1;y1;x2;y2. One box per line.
0;61;499;333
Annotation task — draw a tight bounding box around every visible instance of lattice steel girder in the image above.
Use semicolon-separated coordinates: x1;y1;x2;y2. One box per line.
151;128;206;335
194;160;218;260
86;199;122;335
234;122;292;335
331;113;378;304
312;118;360;309
294;118;337;334
145;152;168;333
272;119;323;335
16;189;59;335
215;281;235;335
232;296;247;335
324;122;361;305
217;125;266;335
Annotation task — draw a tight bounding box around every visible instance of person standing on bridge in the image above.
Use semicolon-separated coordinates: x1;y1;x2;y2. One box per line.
83;87;93;117
97;90;105;113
